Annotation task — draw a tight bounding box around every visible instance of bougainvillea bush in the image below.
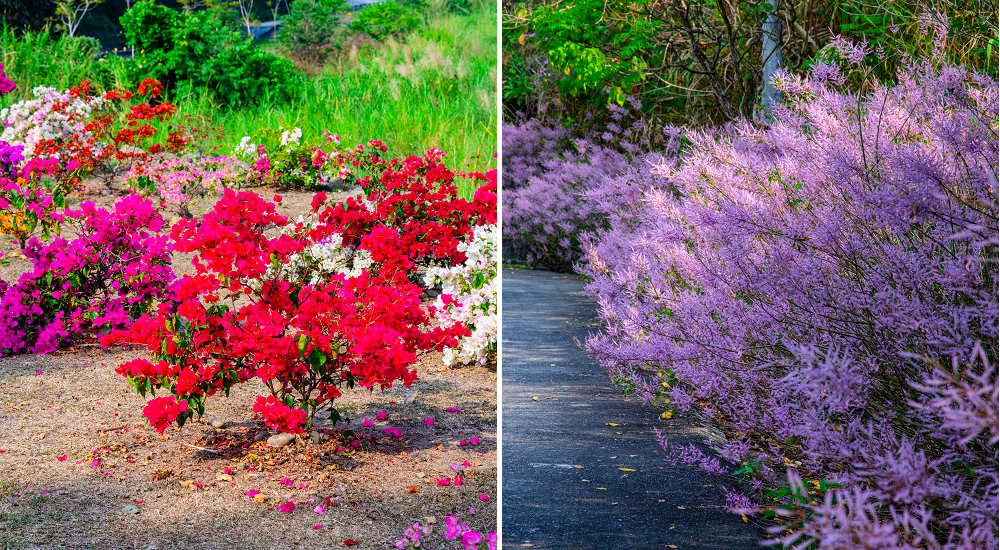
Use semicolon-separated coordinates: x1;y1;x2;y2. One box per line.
580;47;998;548
425;221;498;367
0;194;174;355
101;148;497;435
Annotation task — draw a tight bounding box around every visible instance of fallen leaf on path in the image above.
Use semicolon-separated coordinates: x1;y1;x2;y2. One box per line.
408;486;418;493
619;468;636;472
573;465;583;468
661;411;674;420
606;423;619;427
532;397;539;401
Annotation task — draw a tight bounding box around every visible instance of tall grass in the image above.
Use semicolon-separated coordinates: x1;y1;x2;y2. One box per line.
0;5;497;198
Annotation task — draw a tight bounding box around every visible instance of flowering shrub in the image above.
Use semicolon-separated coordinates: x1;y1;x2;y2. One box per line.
308;150;497;287
0;194;174;355
123;155;243;211
394;516;496;550
580;50;998;548
231;127;351;190
102;187;469;433
424;222;497;366
501;119;624;270
102;146;495;434
0;85;96;162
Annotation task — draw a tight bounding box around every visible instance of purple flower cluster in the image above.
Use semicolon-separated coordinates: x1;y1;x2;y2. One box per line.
0;194;175;356
580;54;998;548
0;141;24;180
0;63;16;97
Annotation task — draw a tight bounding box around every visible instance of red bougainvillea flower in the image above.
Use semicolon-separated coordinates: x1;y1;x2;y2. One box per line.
142;396;189;434
278;501;295;513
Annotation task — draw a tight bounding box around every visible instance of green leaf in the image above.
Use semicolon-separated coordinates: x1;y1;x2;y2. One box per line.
298;334;308;360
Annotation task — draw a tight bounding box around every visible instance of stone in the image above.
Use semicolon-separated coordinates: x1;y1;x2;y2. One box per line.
415;472;425;478
404;392;417;406
209;418;225;429
254;431;271;442
310;431;326;445
121;505;140;515
266;433;295;448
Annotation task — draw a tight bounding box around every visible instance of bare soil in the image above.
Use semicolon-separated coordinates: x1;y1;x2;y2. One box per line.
0;185;497;550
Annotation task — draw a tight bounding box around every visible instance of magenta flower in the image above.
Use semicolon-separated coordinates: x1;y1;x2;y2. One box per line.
362;418;374;427
278;500;295;513
376;411;388;420
424;417;434;426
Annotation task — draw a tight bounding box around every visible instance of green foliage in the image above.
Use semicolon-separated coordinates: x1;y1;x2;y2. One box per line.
120;2;300;106
503;0;998;127
350;2;422;41
279;0;345;63
0;26;130;106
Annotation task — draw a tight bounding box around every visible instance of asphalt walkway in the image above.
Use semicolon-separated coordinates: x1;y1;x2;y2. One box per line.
501;268;761;549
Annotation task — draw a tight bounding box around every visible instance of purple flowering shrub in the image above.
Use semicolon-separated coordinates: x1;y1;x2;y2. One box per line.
580;54;998;548
0;194;174;355
501;119;625;269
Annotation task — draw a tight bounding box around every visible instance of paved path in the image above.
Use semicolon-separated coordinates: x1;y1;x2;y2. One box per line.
501;269;761;549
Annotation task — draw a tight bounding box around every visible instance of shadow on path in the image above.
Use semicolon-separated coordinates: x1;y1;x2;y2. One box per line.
501;269;761;549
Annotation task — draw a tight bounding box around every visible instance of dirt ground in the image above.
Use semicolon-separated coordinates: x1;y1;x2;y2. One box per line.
0;184;498;550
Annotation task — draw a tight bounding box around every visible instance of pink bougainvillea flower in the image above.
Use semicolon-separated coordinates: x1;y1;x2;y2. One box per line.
350;440;360;448
278;501;295;513
384;427;401;437
479;494;489;501
248;490;260;499
223;467;231;475
313;525;323;530
463;461;472;467
337;447;347;453
376;411;388;421
296;481;310;490
424;417;435;426
279;478;293;486
273;194;282;202
459;440;468;446
437;478;451;486
34;370;42;375
90;459;100;468
362;418;374;427
468;507;476;515
57;455;67;462
343;539;358;546
454;475;463;486
470;437;480;445
314;505;324;514
445;408;462;413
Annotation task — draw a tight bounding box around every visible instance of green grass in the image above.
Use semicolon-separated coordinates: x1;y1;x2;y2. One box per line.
0;5;496;198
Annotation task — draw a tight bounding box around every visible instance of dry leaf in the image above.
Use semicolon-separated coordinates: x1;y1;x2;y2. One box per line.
619;468;636;472
253;494;267;502
661;410;674;420
407;486;418;493
215;474;233;482
606;423;620;427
